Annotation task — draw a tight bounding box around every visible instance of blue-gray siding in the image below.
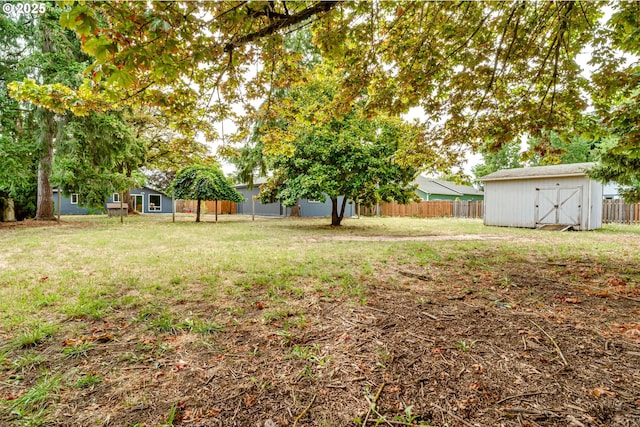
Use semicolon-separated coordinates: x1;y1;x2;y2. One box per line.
234;186;355;218
128;188;173;214
53;187;172;215
236;187;283;216
53;191;92;215
299;196;354;217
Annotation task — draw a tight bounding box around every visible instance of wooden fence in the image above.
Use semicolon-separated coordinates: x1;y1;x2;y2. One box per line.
170;198;638;224
602;200;640;224
362;200;483;219
175;200;237;215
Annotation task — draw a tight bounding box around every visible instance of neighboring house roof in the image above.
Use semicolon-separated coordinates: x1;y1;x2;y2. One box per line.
131;186;170;196
412;176;483;197
234;176;269;189
479;162;595;182
53;186;170;196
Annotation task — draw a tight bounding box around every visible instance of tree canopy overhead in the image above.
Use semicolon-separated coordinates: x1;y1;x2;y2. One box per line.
6;1;640;196
8;2;613;153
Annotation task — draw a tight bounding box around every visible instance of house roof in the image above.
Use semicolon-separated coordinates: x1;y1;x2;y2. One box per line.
234;176;269;189
479;162;595;182
132;186;169;196
53;186;170;197
412;176;483;196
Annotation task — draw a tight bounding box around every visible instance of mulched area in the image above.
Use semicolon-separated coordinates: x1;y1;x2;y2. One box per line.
2;244;640;426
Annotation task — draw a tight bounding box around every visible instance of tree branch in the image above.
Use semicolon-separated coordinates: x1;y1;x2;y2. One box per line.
224;1;340;53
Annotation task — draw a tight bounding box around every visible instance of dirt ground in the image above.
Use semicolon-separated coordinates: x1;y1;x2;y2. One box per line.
1;223;640;426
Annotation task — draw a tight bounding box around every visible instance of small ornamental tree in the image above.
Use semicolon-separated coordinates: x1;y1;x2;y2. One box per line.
171;165;244;222
259;111;420;226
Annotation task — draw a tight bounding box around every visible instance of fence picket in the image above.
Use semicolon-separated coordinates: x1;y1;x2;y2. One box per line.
172;199;639;224
602;200;640;224
362;200;483;219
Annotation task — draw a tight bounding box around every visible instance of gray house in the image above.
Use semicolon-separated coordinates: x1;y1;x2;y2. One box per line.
479;163;603;230
235;179;283;217
126;187;173;214
52;189;97;215
234;179;355;218
53;187;173;215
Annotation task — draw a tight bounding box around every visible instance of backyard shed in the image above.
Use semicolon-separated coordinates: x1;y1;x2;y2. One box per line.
479;163;603;230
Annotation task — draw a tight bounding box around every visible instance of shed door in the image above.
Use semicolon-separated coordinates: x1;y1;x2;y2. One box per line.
535;186;582;228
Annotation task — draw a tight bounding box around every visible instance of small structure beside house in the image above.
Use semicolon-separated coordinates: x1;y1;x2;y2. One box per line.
412;176;484;201
53;186;173;215
479;162;603;230
106;203;128;217
234;179;355;218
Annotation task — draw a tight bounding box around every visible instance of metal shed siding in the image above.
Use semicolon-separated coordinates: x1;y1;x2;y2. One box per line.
484;176;602;230
588;180;604;229
484;180;538;228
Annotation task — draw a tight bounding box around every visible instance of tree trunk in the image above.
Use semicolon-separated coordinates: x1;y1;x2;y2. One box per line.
35;108;56;220
35;22;56;221
331;197;342;226
339;196;348;221
290;199;301;217
196;198;201;222
123;189;132;214
215;200;218;222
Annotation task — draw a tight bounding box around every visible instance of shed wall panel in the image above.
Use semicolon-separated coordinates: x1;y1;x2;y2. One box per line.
484;176;601;230
589;181;603;229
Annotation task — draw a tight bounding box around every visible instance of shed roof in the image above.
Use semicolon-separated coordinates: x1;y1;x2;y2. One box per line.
412;176;483;196
479;162;595;182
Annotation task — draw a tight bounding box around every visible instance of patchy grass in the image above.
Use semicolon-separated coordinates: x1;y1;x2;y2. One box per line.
0;214;639;426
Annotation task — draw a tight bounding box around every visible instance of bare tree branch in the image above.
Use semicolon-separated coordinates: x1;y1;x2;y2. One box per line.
224;1;340;53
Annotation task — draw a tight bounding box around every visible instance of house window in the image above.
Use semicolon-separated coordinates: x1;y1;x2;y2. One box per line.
70;194;79;204
148;194;161;211
112;193;120;203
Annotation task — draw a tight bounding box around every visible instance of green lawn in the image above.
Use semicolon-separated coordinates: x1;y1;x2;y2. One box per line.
1;215;639;426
